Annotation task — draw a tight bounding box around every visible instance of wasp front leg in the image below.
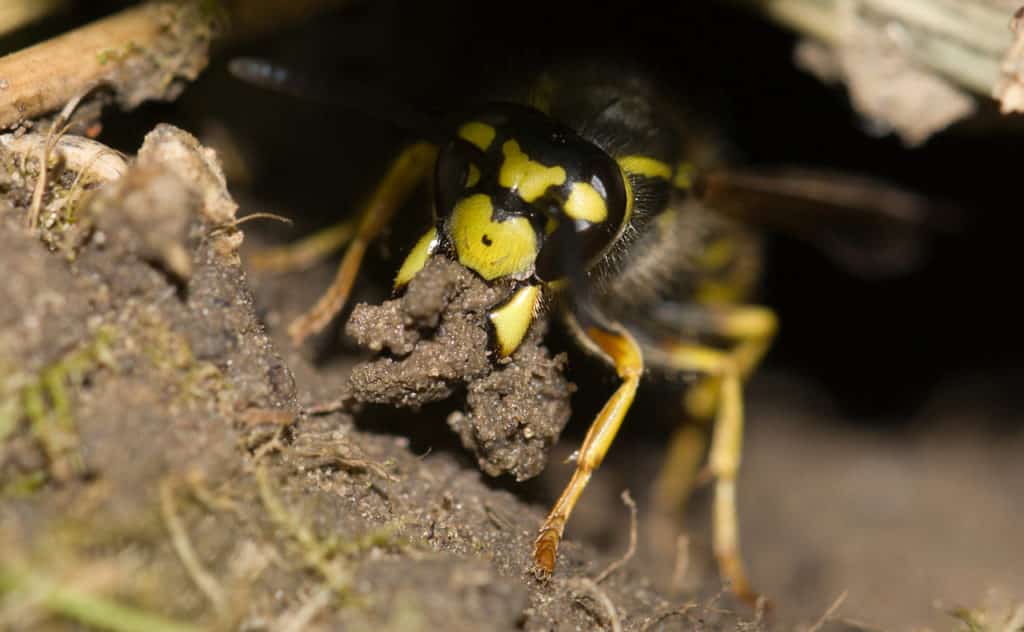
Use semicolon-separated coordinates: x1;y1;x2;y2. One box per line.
534;314;644;575
253;142;437;345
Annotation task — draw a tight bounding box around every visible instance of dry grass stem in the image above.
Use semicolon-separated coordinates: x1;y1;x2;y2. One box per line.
0;0;66;37
595;490;638;584
570;577;623;632
159;477;229;619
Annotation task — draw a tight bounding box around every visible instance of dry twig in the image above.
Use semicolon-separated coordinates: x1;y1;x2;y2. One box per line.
738;0;1022;143
0;2;216;130
995;7;1024;113
26;91;88;228
275;586;333;632
159;477;229;620
639;603;699;632
742;0;1016;94
595;490;638;584
806;590;848;632
0;0;66;37
570;577;623;632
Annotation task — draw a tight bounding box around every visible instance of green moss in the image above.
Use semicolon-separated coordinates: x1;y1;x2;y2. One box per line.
0;564;201;632
0;326;116;486
1;471;47;496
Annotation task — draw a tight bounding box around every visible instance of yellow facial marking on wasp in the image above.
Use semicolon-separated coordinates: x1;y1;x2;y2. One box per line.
673;162;696;190
564;182;607;223
394;227;439;289
458;122;496;150
489;284;541;357
499;140;566;202
466;163;481;187
450;194;537;281
617;155;672;180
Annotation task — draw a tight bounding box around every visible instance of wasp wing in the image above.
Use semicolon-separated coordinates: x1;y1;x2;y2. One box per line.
694;166;960;278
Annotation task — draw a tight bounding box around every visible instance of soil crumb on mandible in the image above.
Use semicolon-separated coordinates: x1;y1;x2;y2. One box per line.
345;256;573;481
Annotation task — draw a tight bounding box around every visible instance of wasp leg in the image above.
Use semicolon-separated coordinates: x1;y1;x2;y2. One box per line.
533;320;644;575
660;336;768;606
651;422;707;520
250;218;357;273
286;142;437;345
654;306;777;515
684;307;776;422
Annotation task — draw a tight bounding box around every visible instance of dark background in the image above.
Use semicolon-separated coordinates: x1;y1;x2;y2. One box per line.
4;0;1021;425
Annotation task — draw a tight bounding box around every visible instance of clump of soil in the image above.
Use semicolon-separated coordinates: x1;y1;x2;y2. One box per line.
345;256;574;481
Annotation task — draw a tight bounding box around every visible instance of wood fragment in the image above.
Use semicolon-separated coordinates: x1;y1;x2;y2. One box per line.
738;0;1023;142
0;133;127;182
994;6;1024;113
0;0;66;38
0;2;217;130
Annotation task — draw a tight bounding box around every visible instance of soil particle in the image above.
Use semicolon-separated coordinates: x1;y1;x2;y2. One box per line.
87;165;196;282
345;256;574;480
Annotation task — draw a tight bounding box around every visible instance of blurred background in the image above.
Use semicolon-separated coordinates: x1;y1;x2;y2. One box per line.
3;1;1022;628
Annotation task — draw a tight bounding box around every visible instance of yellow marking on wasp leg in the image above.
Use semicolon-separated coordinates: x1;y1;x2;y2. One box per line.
287;142;437;345
489;284;541;357
499;140;566;202
564;181;607;223
449;194;537;281
466;163;481;187
684;306;776;420
394;227;439;289
617;155;672;180
673;162;696;190
534;322;643;575
458;122;496;150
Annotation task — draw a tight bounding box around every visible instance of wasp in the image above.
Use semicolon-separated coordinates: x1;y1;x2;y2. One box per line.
232;57;939;604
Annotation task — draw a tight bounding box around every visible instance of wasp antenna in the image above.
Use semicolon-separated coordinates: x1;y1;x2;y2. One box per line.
228;57;294;92
227;56;443;142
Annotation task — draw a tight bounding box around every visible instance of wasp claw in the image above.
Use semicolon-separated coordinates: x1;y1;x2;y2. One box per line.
532;527;560;575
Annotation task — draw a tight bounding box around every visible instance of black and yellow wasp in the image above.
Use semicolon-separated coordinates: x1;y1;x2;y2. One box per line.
232;57;938;604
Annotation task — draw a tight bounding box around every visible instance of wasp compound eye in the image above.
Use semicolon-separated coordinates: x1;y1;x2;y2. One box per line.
435;138;484;215
533;156;629;282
